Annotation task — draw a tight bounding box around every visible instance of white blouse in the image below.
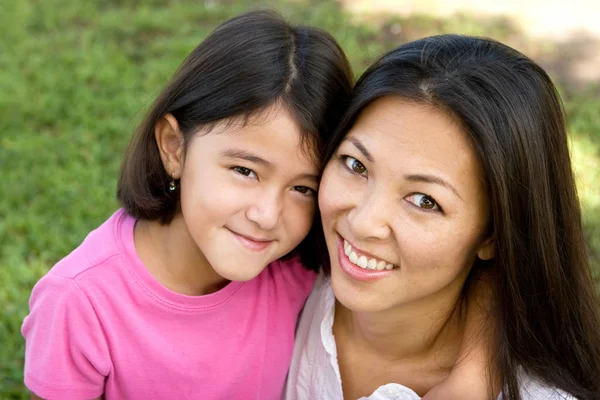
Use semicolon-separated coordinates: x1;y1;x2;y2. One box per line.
284;272;576;400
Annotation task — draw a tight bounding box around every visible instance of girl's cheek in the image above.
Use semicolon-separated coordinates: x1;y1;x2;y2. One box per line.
287;198;313;222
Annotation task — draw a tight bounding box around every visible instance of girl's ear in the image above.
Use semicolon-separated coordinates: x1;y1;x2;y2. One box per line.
477;236;495;261
155;113;185;179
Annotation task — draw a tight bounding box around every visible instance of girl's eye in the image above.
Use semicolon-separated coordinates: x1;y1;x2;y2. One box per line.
292;186;316;196
406;193;441;211
232;166;257;179
342;156;367;176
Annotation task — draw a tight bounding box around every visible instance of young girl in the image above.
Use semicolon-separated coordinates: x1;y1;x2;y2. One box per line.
21;10;353;399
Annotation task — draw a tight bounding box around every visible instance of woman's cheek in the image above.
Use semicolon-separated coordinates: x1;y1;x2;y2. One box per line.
318;171;343;219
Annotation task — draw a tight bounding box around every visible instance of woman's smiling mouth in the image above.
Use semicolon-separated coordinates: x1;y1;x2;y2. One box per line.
336;234;399;282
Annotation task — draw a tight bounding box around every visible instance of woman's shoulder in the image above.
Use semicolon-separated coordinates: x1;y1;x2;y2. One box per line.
501;373;577;400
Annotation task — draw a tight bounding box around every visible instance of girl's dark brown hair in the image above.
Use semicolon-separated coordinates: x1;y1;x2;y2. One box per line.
322;35;600;399
117;10;353;271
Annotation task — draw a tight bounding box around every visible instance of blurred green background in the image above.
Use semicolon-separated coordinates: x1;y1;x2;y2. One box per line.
1;0;598;397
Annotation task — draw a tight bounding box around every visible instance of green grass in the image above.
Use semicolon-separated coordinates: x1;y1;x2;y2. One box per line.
1;0;598;397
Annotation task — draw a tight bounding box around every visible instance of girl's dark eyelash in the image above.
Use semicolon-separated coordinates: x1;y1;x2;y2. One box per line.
232;166;255;177
296;187;317;196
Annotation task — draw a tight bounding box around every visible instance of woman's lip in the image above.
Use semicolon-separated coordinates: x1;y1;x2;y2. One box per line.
341;236;393;265
228;229;273;251
335;235;396;282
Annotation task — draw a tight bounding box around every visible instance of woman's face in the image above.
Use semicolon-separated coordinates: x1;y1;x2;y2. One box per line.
319;97;494;313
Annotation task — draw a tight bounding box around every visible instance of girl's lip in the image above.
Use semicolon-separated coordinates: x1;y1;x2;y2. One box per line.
228;229;273;251
335;235;396;282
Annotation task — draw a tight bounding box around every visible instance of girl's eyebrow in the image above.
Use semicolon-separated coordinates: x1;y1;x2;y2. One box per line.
347;137;374;162
297;173;320;182
221;148;272;167
222;148;319;181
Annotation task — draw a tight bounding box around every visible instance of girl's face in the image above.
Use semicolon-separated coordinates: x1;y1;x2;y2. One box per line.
171;105;319;281
319;97;494;313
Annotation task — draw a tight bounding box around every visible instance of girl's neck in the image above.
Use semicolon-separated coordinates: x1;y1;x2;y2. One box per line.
134;214;229;296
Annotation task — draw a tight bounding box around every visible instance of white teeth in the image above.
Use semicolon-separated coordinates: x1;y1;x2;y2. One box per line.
367;258;377;270
343;238;397;271
357;256;368;268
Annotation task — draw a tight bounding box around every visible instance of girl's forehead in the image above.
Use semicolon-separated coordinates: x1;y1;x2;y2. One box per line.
188;107;321;176
234;106;322;167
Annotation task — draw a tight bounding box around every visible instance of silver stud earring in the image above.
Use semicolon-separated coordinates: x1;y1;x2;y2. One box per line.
169;173;177;192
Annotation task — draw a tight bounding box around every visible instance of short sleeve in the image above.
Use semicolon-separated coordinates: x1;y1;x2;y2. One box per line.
21;274;110;399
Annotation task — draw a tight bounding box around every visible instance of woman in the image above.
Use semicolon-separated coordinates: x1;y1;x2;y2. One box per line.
286;35;600;399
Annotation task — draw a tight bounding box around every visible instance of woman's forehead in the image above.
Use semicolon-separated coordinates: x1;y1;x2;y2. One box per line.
342;98;486;191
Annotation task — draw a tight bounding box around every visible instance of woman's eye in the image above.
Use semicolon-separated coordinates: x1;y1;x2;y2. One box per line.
292;186;316;196
232;166;257;179
343;156;367;176
406;193;441;211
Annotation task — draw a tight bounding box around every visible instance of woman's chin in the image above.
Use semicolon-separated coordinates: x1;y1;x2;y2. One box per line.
330;266;393;314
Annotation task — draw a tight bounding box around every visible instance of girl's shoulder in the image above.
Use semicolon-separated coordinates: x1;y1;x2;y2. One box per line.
24;209;135;324
46;209;132;282
265;257;319;307
271;255;318;279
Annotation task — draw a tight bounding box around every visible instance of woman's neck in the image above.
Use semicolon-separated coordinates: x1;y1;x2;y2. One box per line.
134;214;229;296
333;283;467;397
336;291;465;361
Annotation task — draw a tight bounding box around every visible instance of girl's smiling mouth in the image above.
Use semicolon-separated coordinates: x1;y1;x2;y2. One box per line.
227;228;274;252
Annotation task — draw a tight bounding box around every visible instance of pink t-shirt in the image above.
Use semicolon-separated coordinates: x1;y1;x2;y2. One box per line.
22;209;317;399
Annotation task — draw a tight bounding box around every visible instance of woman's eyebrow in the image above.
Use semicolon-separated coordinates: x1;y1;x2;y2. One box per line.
347;137;374;162
404;174;463;201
